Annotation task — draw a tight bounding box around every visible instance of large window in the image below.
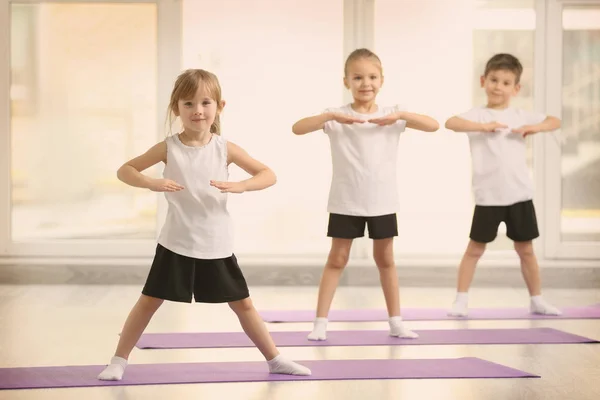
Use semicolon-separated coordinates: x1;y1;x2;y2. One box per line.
560;6;600;243
10;3;158;241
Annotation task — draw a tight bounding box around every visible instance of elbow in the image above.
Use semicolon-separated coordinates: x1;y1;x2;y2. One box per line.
291;123;301;135
427;120;440;132
116;165;126;182
265;168;277;188
553;117;562;129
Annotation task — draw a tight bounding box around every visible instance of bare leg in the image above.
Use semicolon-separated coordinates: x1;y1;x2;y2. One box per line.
114;295;164;359
372;238;400;317
514;241;561;315
514;241;541;296
373;238;418;338
98;294;163;380
307;238;353;341
229;298;278;360
448;240;486;317
229;298;311;375
456;240;487;292
315;238;353;318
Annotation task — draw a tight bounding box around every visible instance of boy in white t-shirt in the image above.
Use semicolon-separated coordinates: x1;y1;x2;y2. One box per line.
445;53;562;317
292;48;439;340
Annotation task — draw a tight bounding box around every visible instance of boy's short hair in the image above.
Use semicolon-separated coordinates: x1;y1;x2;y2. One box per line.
484;53;523;84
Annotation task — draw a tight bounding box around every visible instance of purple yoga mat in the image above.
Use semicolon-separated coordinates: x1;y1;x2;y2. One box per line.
259;305;600;322
136;327;597;349
0;358;538;390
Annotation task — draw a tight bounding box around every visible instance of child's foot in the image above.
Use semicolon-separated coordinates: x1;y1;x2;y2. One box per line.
307;317;327;341
268;355;311;375
97;356;128;381
530;296;562;316
389;316;419;338
448;292;469;317
448;302;469;317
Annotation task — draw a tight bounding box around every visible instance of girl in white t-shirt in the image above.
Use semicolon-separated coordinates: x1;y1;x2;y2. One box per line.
292;49;439;340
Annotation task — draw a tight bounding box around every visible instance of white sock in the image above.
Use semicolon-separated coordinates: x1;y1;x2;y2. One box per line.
267;354;311;376
448;292;469;317
98;356;128;381
389;316;419;338
530;295;562;315
307;317;328;341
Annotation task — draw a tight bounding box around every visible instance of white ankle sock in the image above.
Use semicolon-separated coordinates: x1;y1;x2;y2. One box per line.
448;292;469;317
530;295;562;315
389;316;419;338
267;354;311;375
307;317;328;341
97;356;128;381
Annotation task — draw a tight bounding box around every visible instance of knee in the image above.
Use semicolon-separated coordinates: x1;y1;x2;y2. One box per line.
466;243;486;259
374;255;395;270
228;297;254;314
327;252;349;270
514;242;534;259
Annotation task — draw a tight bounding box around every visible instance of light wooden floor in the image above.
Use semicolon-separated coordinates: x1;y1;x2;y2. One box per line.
1;285;599;400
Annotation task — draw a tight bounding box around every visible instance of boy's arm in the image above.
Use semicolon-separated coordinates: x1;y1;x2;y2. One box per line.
445;116;506;133
292;113;334;135
397;111;439;132
512;116;561;137
445;116;484;132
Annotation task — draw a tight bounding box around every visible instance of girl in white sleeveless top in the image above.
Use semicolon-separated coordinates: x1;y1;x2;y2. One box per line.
98;69;310;381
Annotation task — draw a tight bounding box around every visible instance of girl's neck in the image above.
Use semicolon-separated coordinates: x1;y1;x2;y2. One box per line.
179;129;213;147
350;100;378;114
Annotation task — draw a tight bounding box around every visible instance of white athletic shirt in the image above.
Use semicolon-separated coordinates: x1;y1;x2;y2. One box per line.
157;134;233;259
323;104;407;216
459;106;546;206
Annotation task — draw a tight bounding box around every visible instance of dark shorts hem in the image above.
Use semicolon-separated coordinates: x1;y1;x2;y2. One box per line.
327;213;398;240
469;200;539;244
142;244;250;304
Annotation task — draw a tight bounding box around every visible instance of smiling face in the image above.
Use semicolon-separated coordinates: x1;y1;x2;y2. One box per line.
168;69;225;135
480;69;521;109
344;57;383;104
175;84;221;134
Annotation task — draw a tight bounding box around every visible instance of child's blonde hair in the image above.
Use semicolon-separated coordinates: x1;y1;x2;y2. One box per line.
344;48;383;76
167;69;223;135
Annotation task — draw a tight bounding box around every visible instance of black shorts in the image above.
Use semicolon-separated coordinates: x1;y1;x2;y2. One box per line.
469;200;539;243
327;213;398;239
142;244;250;303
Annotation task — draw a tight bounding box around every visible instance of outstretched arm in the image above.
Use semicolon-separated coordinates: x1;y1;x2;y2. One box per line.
397;111;439;132
368;111;439;132
292;112;365;135
512;116;561;137
445;117;507;133
292;113;334;135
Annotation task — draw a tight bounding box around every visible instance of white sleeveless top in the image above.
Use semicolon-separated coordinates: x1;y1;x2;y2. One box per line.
157;134;233;259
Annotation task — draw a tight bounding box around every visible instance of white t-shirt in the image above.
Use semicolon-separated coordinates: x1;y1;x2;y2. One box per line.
323;104;407;216
458;106;546;206
158;134;234;259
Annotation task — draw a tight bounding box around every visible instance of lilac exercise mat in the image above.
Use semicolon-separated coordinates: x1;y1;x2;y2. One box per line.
0;358;538;390
136;327;597;349
259;305;600;322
